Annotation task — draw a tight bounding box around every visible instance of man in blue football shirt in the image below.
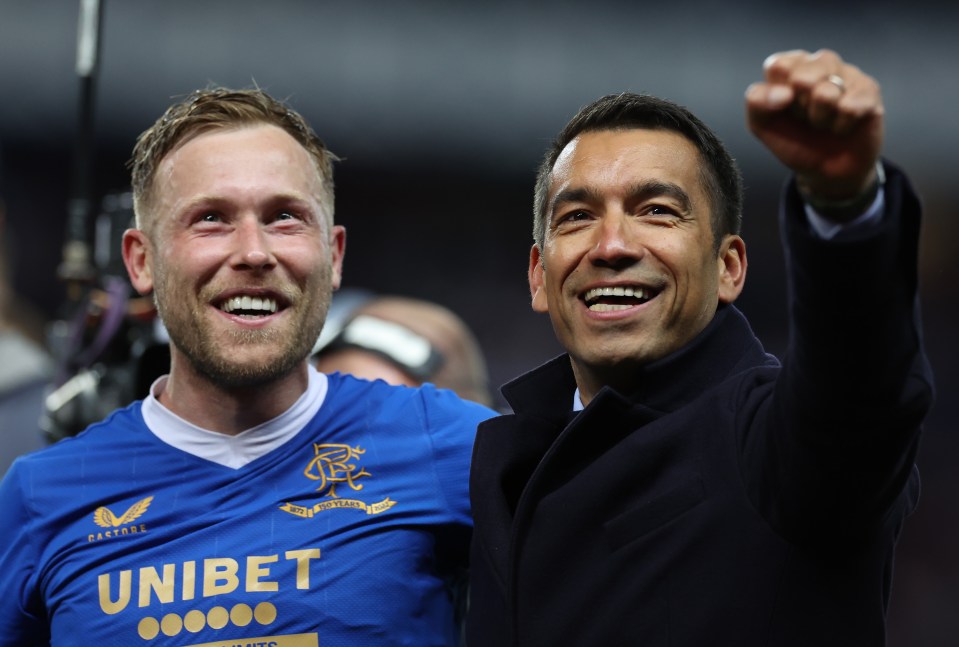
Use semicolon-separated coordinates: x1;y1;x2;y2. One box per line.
0;88;494;646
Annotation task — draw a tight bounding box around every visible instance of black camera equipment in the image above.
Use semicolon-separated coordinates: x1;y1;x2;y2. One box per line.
41;1;169;442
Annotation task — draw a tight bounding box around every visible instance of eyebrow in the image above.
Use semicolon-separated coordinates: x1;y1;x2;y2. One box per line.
177;192;317;214
550;186;603;215
550;180;693;219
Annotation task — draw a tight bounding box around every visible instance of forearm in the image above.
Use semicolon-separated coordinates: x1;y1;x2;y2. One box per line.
782;161;930;413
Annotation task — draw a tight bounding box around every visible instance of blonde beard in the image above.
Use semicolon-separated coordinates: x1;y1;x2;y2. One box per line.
153;272;331;390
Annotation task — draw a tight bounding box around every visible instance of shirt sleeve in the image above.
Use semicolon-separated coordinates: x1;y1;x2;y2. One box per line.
419;386;497;526
803;161;887;240
0;462;49;646
805;187;885;239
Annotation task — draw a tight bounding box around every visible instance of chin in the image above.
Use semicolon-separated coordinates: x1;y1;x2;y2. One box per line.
584;344;655;368
203;362;295;389
192;345;309;389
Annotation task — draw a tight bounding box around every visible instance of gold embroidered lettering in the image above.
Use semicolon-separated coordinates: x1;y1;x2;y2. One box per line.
246;555;280;592
97;549;321;615
182;560;196;600
203;558;240;596
98;570;132;614
284;548;321;590
138;564;176;607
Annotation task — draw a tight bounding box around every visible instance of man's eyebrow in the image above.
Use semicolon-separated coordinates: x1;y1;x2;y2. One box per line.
625;180;693;213
550;186;604;214
176;192;316;212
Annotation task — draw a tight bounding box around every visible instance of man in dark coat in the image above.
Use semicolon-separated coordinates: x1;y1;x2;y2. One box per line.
467;48;933;646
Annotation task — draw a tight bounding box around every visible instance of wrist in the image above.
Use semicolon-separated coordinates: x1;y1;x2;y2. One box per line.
797;162;886;223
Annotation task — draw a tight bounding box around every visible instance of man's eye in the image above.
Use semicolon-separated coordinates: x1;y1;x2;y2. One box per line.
646;204;677;216
558;210;590;224
275;211;299;221
201;213;221;222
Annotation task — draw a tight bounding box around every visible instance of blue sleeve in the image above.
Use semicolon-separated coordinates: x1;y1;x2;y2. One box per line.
418;386;497;526
0;462;49;646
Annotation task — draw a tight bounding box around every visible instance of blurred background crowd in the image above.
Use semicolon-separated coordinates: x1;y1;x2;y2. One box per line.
1;2;956;644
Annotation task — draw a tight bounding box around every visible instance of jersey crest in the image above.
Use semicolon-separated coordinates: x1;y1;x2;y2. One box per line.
280;443;396;519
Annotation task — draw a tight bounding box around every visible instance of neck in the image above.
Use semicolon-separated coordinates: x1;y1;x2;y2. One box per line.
158;356;311;435
570;359;643;408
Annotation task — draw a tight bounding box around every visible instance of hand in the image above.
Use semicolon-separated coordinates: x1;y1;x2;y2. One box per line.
745;49;884;203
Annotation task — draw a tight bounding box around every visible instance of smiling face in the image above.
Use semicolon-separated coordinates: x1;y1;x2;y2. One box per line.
529;128;746;403
123;124;345;390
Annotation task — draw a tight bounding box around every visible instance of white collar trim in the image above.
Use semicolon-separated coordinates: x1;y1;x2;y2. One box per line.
141;365;329;469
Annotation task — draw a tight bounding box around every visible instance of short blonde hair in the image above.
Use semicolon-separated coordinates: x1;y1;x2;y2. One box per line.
129;87;338;232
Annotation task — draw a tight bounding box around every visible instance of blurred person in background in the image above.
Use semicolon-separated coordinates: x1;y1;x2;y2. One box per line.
312;287;494;408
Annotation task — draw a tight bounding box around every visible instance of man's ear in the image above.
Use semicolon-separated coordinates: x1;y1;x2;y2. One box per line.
717;234;747;304
328;225;347;290
528;244;549;313
122;229;154;295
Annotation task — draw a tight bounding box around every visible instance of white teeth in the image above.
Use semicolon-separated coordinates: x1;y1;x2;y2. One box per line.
584;286;647;302
221;296;278;314
588;303;634;312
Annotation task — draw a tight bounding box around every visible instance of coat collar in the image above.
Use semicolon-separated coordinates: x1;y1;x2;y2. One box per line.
501;305;777;418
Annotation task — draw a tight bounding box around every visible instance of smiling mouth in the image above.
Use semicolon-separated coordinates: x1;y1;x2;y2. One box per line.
583;286;652;312
219;295;280;318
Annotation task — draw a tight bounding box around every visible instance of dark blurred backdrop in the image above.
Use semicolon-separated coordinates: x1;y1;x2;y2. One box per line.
1;1;956;643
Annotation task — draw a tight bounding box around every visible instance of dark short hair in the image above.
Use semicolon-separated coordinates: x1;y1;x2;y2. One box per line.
532;92;743;250
129;87;338;232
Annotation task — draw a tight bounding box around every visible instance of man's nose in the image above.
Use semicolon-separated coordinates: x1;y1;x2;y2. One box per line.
587;212;642;268
232;218;276;270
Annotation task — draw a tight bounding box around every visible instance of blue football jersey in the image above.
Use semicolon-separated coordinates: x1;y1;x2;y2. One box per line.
0;373;494;646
